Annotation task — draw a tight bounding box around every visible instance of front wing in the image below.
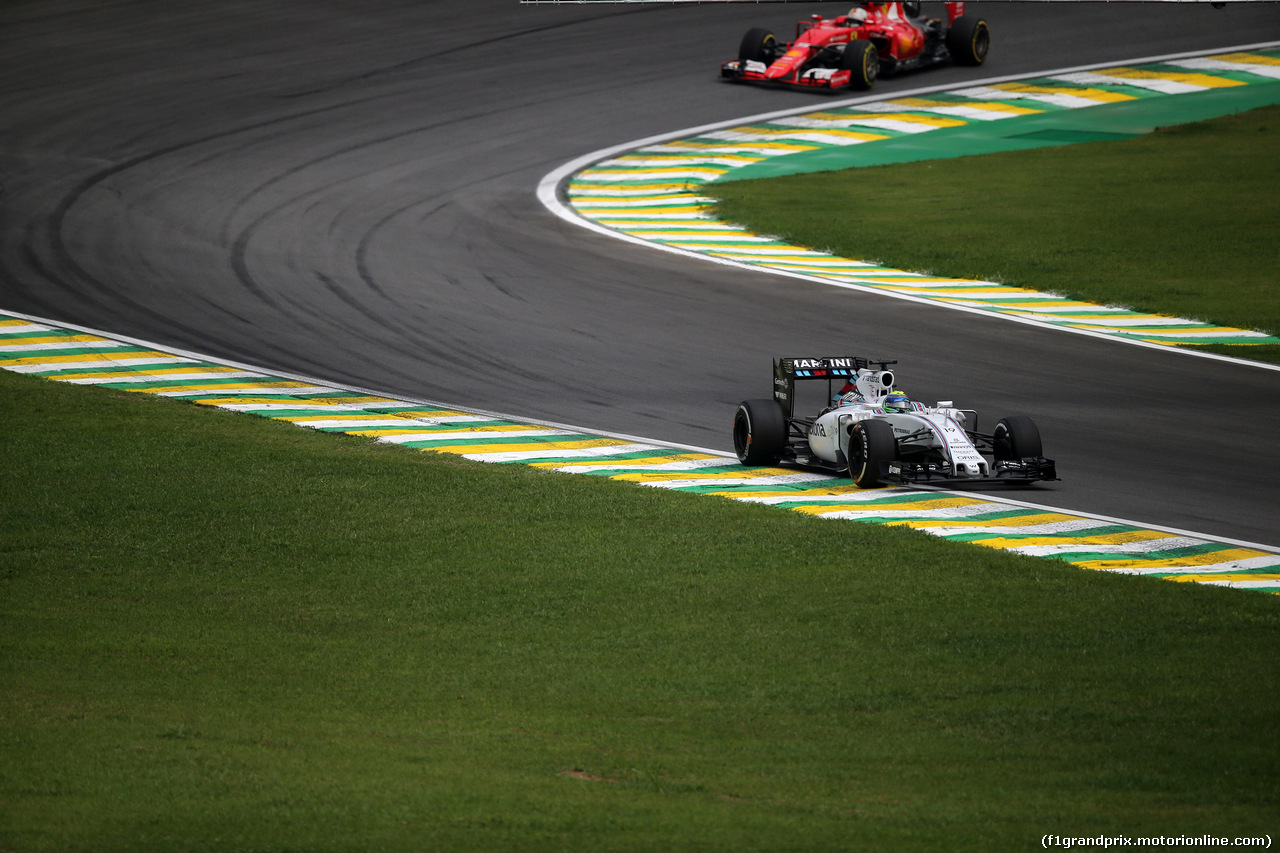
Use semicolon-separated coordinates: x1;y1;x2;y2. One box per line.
721;59;853;90
889;456;1059;487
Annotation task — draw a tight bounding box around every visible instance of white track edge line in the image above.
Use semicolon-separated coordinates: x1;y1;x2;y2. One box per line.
6;307;1279;557
0;309;727;458
536;42;1280;374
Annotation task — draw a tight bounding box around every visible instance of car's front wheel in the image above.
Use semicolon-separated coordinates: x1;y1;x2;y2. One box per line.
848;419;897;487
842;39;879;90
739;28;778;65
733;399;787;466
993;415;1042;461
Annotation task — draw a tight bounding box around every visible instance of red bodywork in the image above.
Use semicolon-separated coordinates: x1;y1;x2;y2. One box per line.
761;22;853;86
722;2;980;92
854;1;964;67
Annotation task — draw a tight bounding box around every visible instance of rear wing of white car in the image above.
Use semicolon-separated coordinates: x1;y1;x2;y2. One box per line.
772;356;897;418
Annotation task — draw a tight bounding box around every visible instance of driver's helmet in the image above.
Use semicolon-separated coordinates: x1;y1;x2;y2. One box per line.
847;7;868;23
882;392;913;413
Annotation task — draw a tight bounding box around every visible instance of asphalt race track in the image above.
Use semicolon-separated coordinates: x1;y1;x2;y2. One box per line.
2;1;1278;546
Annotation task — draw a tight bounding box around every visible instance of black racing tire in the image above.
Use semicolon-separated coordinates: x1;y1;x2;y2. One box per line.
993;416;1042;461
733;399;787;466
739;28;778;65
842;39;879;91
847;419;897;488
946;16;990;67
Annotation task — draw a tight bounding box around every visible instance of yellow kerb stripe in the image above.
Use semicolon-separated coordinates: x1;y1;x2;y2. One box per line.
34;367;244;381
126;381;312;393
991;83;1135;102
528;454;725;469
0;350;179;366
1075;548;1267;571
792;495;989;515
969;530;1180;549
1096;67;1244;88
421;438;638;454
0;334;115;346
807;111;967;128
892;513;1085;530
1213;52;1280;67
1169;573;1280;584
886;98;1041;115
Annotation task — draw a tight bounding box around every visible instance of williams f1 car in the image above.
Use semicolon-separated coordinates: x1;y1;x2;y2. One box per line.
721;2;989;92
733;356;1056;488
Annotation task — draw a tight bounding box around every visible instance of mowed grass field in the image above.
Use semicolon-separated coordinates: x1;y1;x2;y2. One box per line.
3;110;1279;850
706;104;1280;364
2;375;1278;851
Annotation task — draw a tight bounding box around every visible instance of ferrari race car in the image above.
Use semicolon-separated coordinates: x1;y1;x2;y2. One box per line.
733;356;1057;488
721;2;990;92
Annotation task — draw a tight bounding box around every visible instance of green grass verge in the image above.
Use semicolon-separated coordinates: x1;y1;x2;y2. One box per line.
704;104;1280;364
2;369;1277;851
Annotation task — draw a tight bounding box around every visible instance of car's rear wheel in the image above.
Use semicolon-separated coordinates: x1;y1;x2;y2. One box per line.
733;399;787;466
848;419;897;488
946;16;990;66
993;415;1042;461
842;39;879;90
739;28;778;65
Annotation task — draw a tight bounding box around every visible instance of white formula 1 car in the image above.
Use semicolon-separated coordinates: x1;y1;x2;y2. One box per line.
733;356;1057;488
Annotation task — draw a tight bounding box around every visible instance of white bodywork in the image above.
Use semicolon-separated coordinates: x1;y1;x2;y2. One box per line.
803;368;990;479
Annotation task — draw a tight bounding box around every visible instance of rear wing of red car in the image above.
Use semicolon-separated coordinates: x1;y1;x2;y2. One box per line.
773;356;896;417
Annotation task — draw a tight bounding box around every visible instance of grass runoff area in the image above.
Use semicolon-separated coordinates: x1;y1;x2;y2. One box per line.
3;368;1279;851
706;104;1280;364
3;106;1279;852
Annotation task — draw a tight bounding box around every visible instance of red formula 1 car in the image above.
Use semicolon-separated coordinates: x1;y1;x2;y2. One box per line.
721;2;989;92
